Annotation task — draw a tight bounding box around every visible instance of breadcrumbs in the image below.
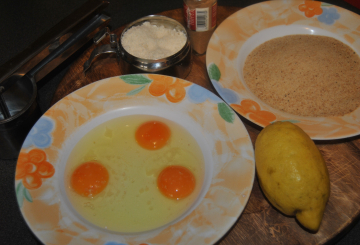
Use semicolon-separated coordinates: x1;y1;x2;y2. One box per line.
243;35;360;117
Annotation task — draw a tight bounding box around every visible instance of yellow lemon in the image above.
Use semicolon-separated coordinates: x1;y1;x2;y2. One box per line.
255;121;330;232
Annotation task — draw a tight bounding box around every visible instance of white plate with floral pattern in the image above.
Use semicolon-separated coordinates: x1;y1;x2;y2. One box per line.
206;0;360;140
15;74;255;245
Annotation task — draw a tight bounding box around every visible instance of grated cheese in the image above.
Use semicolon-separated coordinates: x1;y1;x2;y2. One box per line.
121;22;187;60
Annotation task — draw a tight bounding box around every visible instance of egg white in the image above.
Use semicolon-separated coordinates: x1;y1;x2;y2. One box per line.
64;114;204;233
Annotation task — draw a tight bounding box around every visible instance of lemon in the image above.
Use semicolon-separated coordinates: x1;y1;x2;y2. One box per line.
255;121;330;232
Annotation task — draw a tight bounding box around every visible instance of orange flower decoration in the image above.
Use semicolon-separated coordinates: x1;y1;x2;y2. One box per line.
148;74;191;103
299;1;323;18
231;99;276;126
16;149;55;190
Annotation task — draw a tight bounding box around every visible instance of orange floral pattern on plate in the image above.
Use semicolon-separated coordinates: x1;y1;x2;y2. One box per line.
207;0;360;139
299;1;323;17
148;74;191;103
16;149;55;189
17;74;255;244
231;100;277;126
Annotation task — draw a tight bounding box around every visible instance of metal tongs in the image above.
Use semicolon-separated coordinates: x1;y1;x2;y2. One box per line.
0;0;111;159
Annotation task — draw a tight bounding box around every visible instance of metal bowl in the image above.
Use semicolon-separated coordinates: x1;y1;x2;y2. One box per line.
119;15;192;79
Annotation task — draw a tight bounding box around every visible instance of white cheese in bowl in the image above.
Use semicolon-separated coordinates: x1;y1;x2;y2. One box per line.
121;21;187;60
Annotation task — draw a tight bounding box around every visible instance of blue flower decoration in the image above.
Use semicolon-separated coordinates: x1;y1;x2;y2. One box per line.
104;242;127;245
211;80;239;104
318;7;340;25
187;83;222;104
23;117;54;148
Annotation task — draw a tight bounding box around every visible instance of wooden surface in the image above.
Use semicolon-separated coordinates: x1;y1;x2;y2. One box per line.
51;7;360;245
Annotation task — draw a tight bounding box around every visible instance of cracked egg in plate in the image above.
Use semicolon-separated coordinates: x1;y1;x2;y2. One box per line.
15;74;255;245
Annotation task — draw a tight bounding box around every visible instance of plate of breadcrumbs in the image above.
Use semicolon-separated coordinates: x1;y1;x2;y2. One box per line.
206;0;360;140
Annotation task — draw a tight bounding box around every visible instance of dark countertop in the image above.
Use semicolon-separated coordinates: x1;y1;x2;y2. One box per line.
0;0;360;244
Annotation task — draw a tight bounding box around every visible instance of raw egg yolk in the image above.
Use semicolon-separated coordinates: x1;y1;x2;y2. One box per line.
135;121;171;150
70;161;109;198
157;165;196;200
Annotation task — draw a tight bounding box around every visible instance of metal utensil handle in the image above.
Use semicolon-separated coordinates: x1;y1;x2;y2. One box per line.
83;32;119;73
0;0;109;85
27;13;109;80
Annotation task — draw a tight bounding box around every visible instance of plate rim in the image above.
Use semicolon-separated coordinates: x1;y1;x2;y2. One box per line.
15;74;255;245
206;0;360;140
